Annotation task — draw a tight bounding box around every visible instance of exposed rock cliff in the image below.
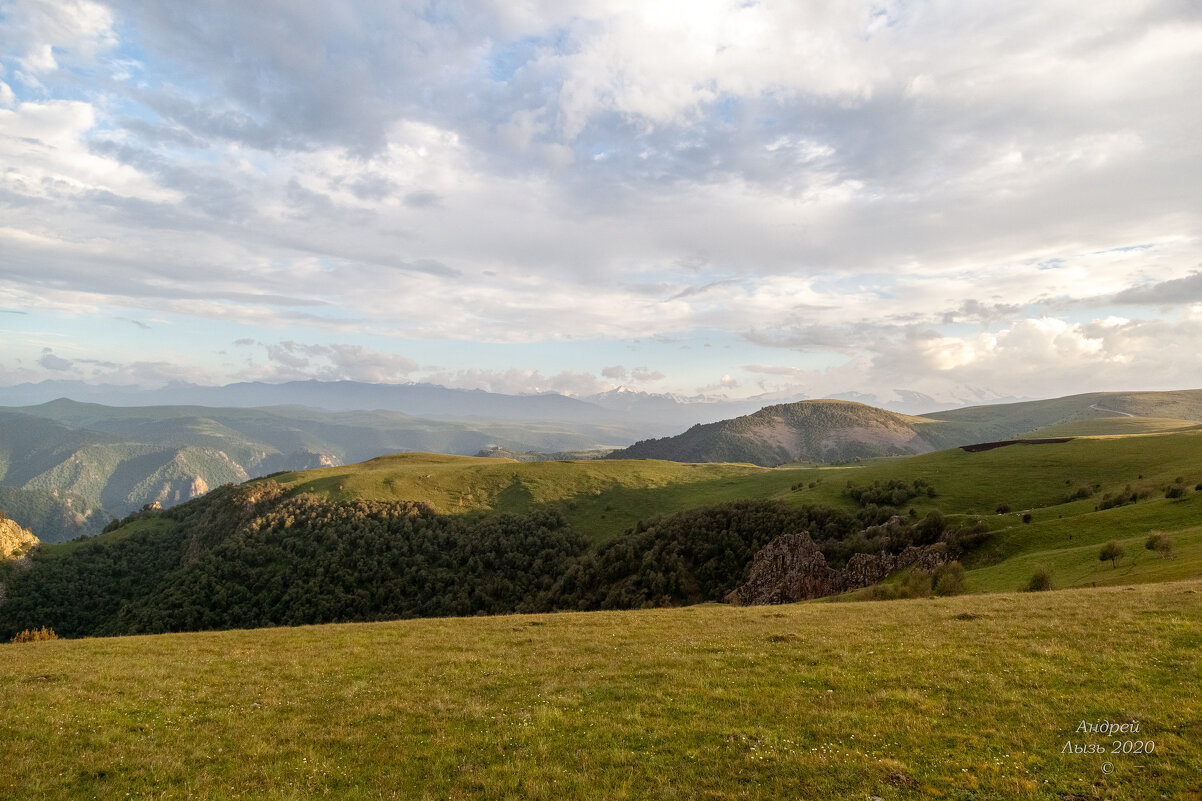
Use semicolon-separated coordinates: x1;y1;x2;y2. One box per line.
0;516;39;561
735;531;947;604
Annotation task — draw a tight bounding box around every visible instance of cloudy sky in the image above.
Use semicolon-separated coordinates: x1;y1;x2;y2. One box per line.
1;0;1200;405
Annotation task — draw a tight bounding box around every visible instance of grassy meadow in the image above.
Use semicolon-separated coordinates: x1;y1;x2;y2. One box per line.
4;422;1202;798
2;579;1200;800
263;430;1202;597
270;453;804;542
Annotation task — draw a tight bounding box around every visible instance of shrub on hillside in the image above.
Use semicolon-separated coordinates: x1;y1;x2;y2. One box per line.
10;626;57;643
1026;568;1053;592
1097;485;1152;510
1099;540;1126;568
913;510;946;545
940;519;992;558
931;561;966;596
842;478;935;508
1145;531;1174;559
1063;485;1094;503
868;569;934;601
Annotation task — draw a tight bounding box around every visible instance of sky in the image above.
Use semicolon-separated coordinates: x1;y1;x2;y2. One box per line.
1;0;1200;407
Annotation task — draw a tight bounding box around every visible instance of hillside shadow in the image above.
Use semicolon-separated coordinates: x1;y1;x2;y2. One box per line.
493;474;535;513
100;449;177;511
522;468;808;542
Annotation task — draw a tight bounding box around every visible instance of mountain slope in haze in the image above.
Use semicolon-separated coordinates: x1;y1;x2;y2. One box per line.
583;387;805;428
0;378;1025;421
608;390;1202;466
609;400;940;466
0;401;652;542
8;422;1202;640
0;380;655;427
920;389;1202;443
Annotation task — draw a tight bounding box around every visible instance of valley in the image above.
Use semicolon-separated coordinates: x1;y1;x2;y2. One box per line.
2;386;1200;799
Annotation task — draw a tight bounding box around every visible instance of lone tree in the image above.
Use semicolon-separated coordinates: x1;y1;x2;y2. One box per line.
1099;540;1125;568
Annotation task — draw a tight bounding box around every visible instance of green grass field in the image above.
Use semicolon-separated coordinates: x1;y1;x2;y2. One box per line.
1025;418;1202;438
2;579;1199;800
270;453;806;541
5;421;1202;799
263;429;1202;545
22;427;1202;600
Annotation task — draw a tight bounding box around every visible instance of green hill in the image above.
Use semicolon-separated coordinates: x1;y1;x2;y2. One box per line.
7;390;1202;541
610;400;942;465
266;452;798;540
5;420;1202;640
607;390;1202;466
922;389;1202;440
4;403;1202;800
0;401;651;542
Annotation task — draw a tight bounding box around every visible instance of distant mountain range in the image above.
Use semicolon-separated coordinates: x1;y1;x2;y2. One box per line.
3;382;1200;542
0;400;648;542
0;379;1017;425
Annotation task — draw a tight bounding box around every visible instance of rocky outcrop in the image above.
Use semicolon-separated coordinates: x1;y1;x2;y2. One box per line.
0;516;39;608
735;531;948;604
0;517;39;561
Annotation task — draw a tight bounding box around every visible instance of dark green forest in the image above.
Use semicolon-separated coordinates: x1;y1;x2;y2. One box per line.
0;477;974;639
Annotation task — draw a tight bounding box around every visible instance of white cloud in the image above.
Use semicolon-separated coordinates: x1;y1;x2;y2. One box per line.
0;0;1198;401
601;365;627;380
237;341;420;384
419;368;614;397
0;100;181;203
0;0;116;74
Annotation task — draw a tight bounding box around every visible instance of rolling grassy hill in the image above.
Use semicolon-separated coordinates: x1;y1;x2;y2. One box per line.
0;401;652;542
3;423;1200;641
266;426;1202;571
609;399;940;465
606;390;1202;466
3;417;1201;798
267;453;800;541
922;389;1202;439
1;579;1199;800
6;388;1201;541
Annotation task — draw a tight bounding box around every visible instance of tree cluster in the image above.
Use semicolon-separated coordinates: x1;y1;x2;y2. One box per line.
0;484;993;639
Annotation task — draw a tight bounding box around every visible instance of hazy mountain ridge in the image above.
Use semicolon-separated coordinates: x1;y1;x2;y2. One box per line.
0;380;644;425
5;387;1202;540
0;401;654;541
7;420;1202;640
0;379;1022;425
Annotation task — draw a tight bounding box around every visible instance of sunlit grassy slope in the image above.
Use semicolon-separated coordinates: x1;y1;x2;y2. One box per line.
265;429;1202;558
2;579;1199;801
269;453;804;541
254;427;1202;598
1025;417;1202;438
25;427;1199;606
5;414;1201;800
